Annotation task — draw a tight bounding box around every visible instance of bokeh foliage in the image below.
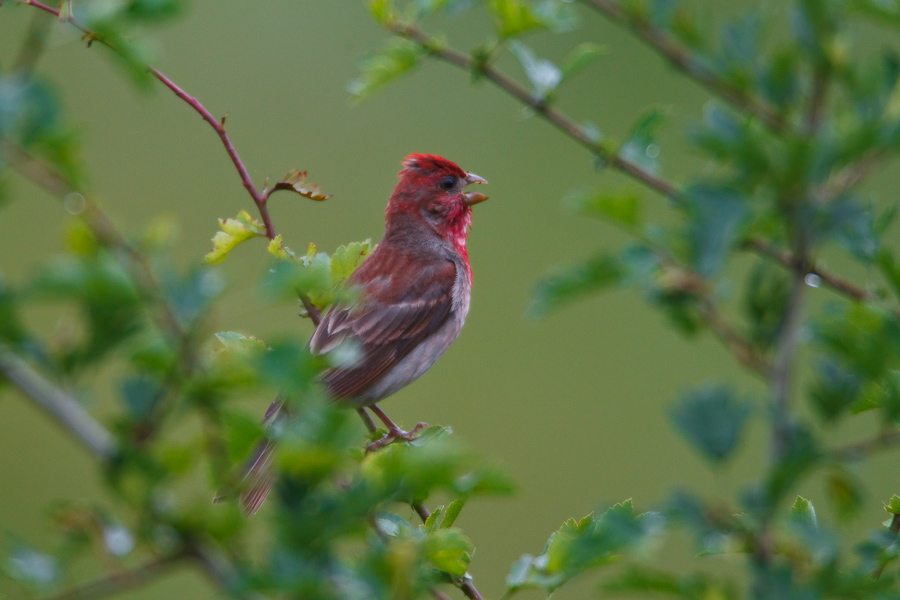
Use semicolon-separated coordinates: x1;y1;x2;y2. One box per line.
2;0;900;599
356;0;900;597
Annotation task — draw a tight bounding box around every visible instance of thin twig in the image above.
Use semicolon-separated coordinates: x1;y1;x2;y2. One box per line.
387;21;678;199
745;236;885;306
581;0;787;134
0;348;117;462
46;555;181;600
14;0;323;326
387;19;898;332
359;409;484;600
16;0;276;237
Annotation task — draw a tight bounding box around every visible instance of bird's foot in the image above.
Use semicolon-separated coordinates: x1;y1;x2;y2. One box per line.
365;422;428;454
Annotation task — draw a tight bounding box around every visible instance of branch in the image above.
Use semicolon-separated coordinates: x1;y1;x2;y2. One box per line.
0;347;117;462
16;0;276;236
46;555;181;600
745;237;892;310
0;347;246;595
384;17;900;332
359;409;485;600
386;21;678;199
581;0;787;134
13;0;323;327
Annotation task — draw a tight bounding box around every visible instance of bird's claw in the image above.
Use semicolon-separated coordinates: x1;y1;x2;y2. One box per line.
366;422;428;454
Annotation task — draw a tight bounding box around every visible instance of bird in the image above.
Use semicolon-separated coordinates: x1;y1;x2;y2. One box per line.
239;153;489;515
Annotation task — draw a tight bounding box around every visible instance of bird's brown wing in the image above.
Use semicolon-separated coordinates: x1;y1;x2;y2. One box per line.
310;247;458;401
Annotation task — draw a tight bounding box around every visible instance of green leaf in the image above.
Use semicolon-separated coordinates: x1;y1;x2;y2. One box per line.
508;41;562;100
424;528;472;576
826;468;864;520
124;0;183;22
261;253;332;310
424;506;444;532
560;43;605;82
506;502;665;594
349;38;424;100
222;410;266;464
819;195;879;262
487;0;577;38
565;188;641;229
120;375;165;421
330;240;374;289
808;360;861;421
815;303;900;380
203;210;265;265
743;262;790;349
619;109;666;175
368;0;395;24
602;565;732;598
529;254;623;316
682;185;749;277
442;497;466;529
790;496;818;528
884;494;900;515
488;0;545;38
760;426;820;508
669;384;751;463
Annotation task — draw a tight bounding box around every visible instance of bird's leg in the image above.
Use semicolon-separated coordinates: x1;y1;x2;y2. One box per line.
356;407;378;433
365;405;428;454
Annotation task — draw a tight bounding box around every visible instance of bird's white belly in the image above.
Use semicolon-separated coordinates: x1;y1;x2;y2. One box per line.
359;266;471;405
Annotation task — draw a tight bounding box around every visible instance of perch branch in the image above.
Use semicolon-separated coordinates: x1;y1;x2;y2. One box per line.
360;412;484;600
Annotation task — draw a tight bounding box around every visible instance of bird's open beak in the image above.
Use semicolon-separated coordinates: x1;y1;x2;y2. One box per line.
463;172;488;206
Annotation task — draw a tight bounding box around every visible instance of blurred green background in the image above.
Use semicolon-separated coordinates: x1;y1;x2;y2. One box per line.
1;1;897;598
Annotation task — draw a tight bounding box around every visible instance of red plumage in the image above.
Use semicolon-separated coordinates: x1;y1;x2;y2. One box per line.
240;154;488;515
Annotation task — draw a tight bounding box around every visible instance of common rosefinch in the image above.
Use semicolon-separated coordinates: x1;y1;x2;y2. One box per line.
241;154;488;514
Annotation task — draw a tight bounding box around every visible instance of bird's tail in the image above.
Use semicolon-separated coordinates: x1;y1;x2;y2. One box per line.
238;436;277;516
214;397;284;516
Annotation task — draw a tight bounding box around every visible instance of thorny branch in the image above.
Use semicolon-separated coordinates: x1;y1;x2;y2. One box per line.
386;21;678;199
15;0;322;326
383;20;894;313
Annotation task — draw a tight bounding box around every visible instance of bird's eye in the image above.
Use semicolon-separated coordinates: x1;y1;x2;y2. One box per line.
439;175;456;191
